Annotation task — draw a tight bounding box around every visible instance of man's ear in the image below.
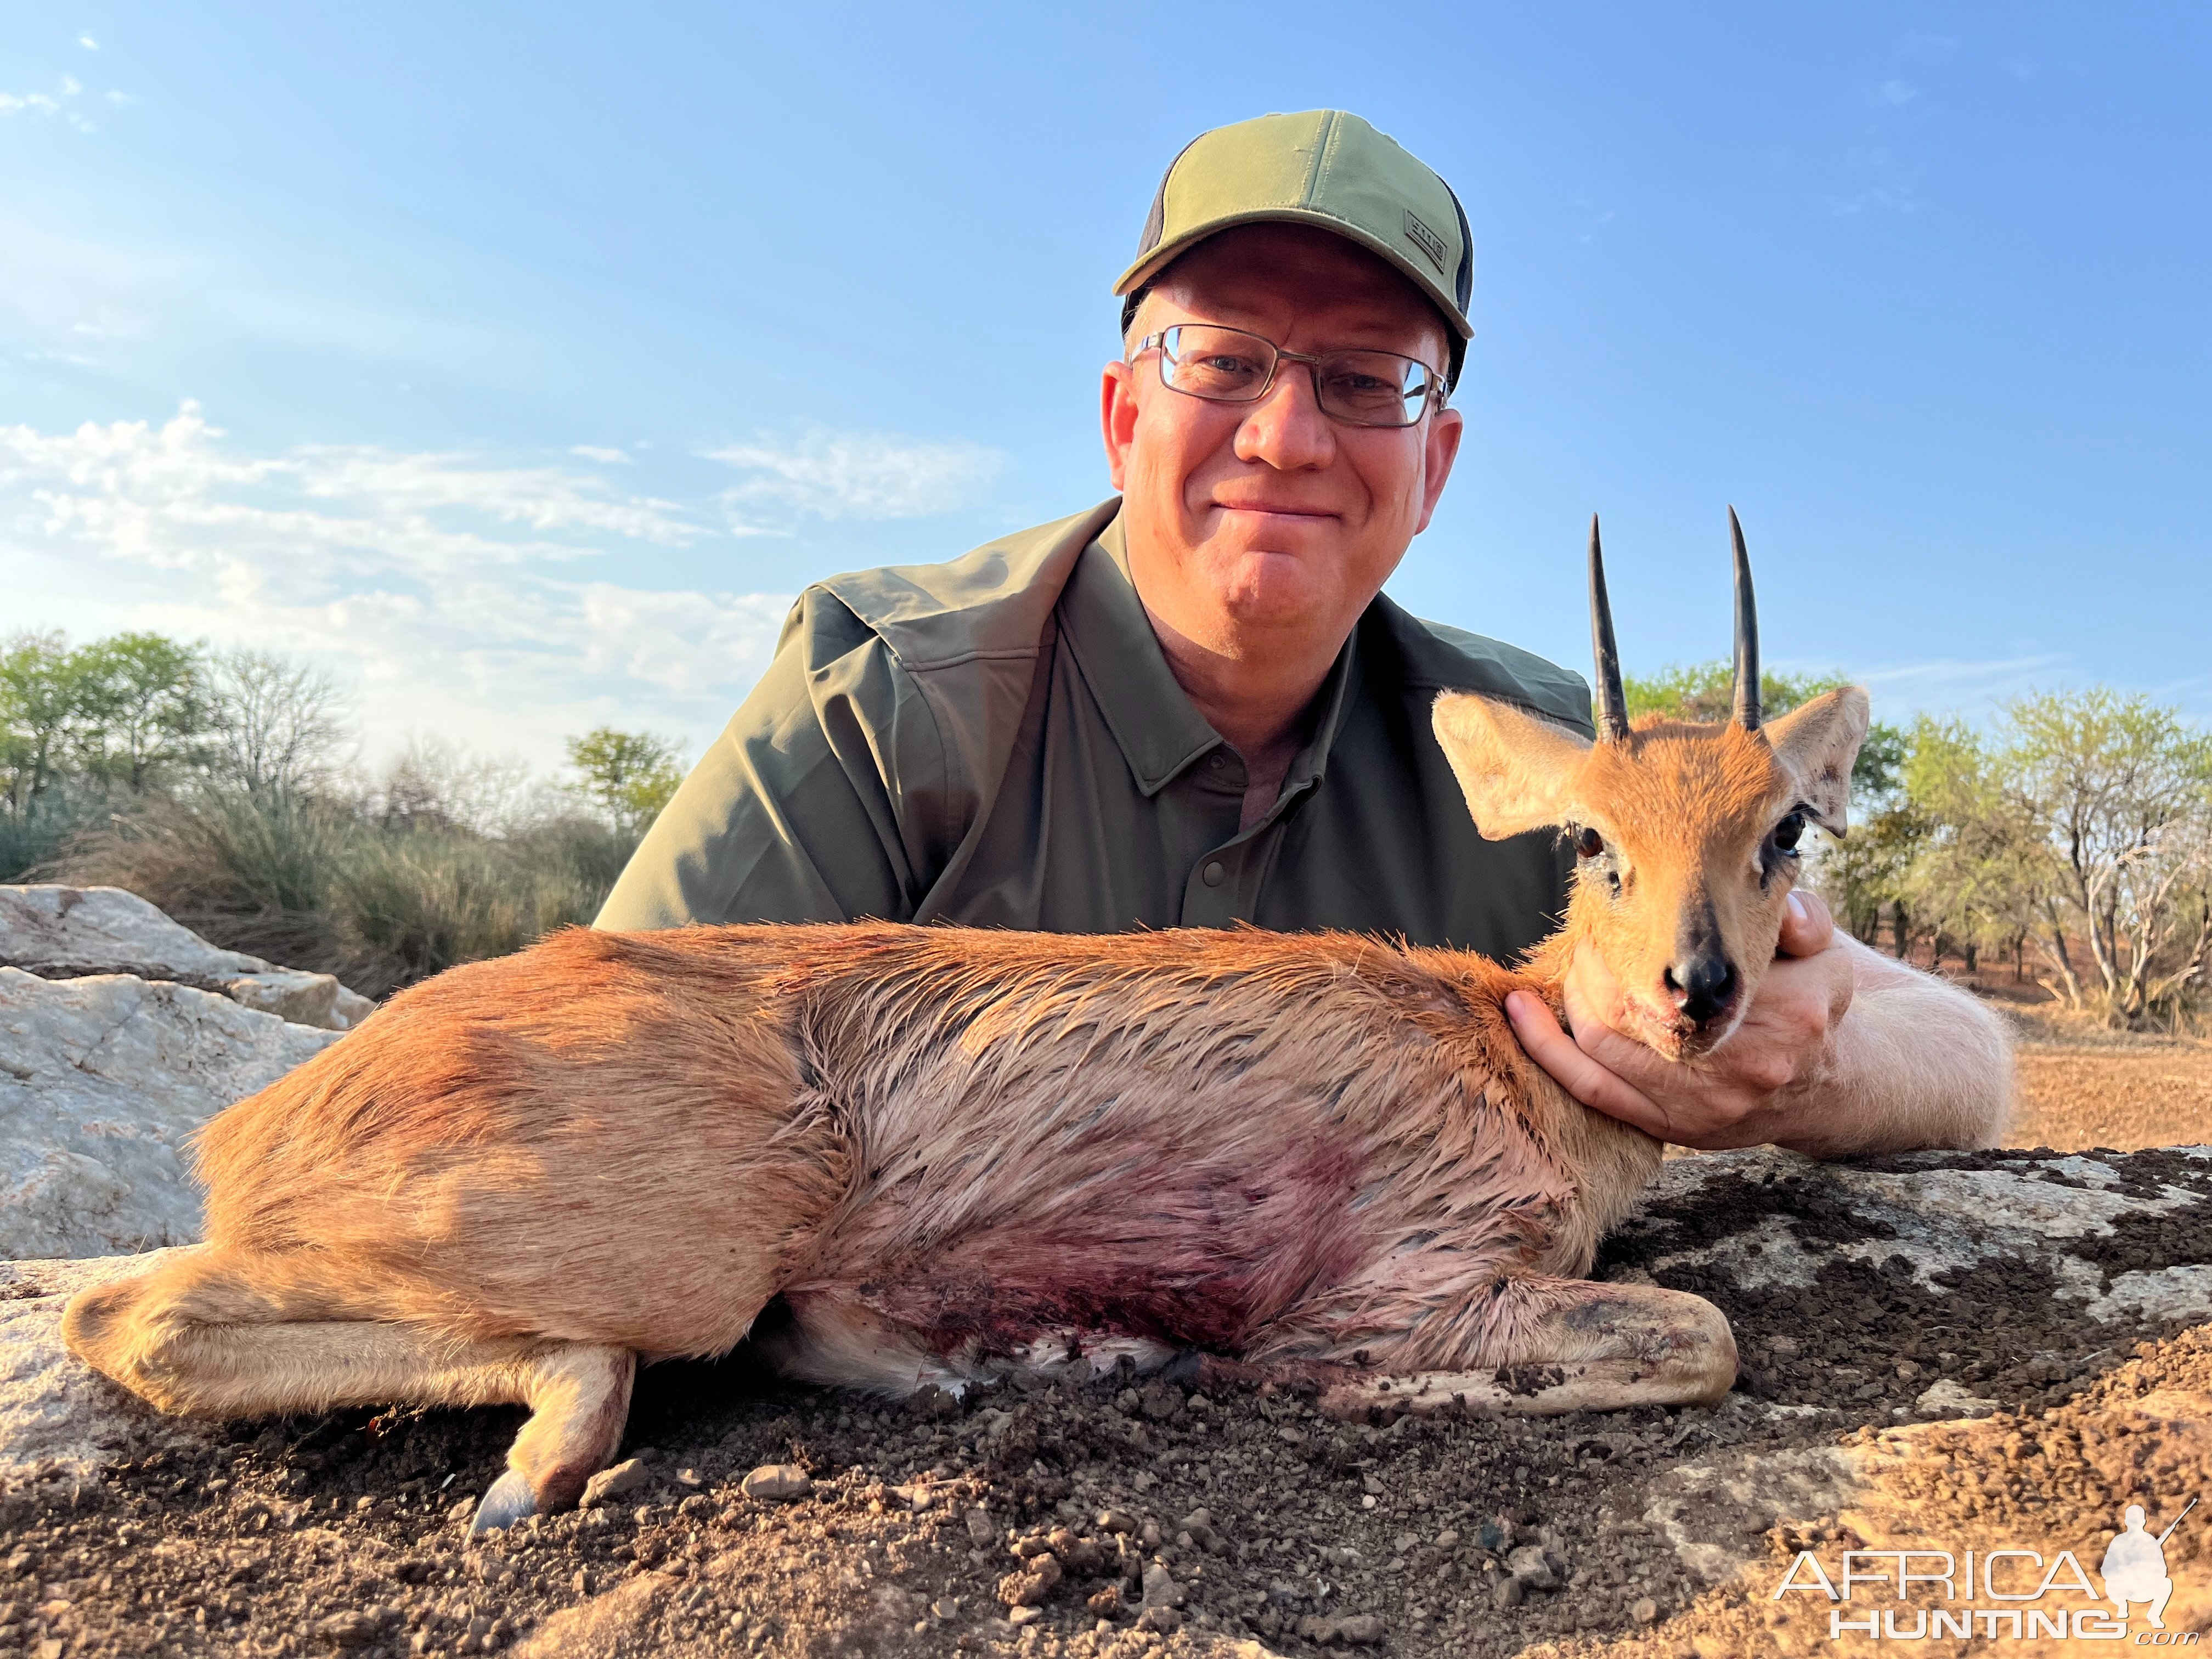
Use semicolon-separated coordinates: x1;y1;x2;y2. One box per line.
1431;692;1592;840
1763;686;1871;835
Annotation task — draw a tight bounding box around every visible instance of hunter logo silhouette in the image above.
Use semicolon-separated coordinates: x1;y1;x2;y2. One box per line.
2103;1499;2194;1629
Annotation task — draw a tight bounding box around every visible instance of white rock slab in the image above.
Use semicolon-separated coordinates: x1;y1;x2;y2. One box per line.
0;1251;213;1483
0;884;374;1031
0;968;338;1260
1622;1145;2212;1308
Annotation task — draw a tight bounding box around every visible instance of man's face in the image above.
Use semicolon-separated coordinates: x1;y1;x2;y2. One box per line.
1101;224;1465;656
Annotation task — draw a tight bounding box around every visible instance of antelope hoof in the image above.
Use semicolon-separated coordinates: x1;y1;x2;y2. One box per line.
470;1469;539;1536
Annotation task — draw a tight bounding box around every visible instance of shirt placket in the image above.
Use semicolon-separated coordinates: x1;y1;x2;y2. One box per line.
1177;750;1317;927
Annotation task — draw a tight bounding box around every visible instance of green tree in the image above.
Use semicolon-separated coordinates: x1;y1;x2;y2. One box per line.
2001;689;2212;1022
71;633;208;793
565;728;685;837
1892;716;2050;978
0;631;101;816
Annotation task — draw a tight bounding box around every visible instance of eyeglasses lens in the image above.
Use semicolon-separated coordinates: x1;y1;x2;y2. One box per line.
1157;325;1434;427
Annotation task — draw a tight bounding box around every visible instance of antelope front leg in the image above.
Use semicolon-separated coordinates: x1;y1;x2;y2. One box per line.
1318;1277;1736;1420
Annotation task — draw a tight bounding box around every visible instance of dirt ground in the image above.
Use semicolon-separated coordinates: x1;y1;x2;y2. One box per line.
6;1147;2212;1659
2004;1005;2212;1153
1566;1323;2212;1658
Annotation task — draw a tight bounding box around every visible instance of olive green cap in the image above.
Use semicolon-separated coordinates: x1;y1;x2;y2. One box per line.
1115;110;1474;382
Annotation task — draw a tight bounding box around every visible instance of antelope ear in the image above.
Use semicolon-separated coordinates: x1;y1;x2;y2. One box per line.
1764;686;1870;835
1432;692;1594;840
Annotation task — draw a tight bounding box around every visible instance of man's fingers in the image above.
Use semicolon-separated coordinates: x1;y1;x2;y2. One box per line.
1778;889;1836;958
1504;990;1673;1138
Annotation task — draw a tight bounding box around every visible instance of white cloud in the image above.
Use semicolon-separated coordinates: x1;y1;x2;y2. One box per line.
706;430;1001;523
78;35;99;50
0;88;61;118
570;444;631;464
1874;78;1917;108
1;73;91;124
0;404;795;764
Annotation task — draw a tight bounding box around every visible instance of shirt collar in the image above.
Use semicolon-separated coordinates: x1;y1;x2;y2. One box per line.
1056;507;1362;802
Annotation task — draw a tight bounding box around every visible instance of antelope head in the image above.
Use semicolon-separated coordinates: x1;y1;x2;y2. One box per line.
1434;511;1870;1059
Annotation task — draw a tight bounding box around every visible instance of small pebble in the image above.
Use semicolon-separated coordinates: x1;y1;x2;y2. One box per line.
1632;1596;1660;1624
1506;1544;1558;1589
1140;1563;1183;1609
580;1459;651;1507
740;1464;813;1503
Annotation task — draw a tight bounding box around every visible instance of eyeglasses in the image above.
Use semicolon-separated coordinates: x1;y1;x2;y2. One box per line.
1128;323;1447;429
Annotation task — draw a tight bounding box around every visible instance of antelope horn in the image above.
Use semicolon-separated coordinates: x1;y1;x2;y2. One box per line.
1729;506;1760;731
1589;514;1630;743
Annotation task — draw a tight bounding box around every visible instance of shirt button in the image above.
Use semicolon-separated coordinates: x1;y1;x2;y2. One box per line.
1207;753;1226;769
1201;861;1226;887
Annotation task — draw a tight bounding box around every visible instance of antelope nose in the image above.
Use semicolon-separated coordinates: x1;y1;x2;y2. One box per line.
1663;954;1739;1026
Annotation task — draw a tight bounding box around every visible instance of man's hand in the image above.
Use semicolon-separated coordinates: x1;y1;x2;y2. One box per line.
1504;891;1858;1150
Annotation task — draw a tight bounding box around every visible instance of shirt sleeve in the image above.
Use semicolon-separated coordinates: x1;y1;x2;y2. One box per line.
592;590;956;929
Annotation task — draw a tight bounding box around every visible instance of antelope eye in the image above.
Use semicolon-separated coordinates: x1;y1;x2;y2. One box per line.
1772;812;1805;854
1575;826;1606;860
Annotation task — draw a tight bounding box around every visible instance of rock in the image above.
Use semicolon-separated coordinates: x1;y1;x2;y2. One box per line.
995;1555;1060;1607
1612;1144;2212;1328
1007;1605;1042;1627
1505;1544;1556;1588
1135;1606;1183;1633
1336;1612;1385;1645
579;1458;651;1506
314;1610;380;1646
0;1251;213;1482
1492;1574;1525;1609
1086;1583;1122;1616
1139;1383;1182;1420
964;1505;996;1545
0;968;340;1260
738;1464;811;1503
0;885;373;1031
1097;1507;1138;1534
1045;1527;1104;1572
1139;1562;1183;1609
1632;1596;1660;1624
1915;1378;2000;1419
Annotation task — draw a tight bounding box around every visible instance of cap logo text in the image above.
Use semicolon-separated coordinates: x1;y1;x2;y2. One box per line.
1403;209;1448;273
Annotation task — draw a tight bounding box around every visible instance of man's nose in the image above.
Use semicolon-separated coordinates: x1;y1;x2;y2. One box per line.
1234;365;1337;470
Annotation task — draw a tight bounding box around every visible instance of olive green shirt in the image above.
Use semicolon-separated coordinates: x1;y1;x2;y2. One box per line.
596;499;1591;959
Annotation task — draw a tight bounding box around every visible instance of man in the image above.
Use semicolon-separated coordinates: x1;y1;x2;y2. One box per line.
599;110;2009;1155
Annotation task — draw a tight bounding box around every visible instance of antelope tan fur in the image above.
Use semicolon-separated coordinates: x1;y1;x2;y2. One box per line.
64;514;1872;1536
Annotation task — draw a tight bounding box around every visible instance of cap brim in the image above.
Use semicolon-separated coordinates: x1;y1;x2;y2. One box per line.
1111;207;1474;341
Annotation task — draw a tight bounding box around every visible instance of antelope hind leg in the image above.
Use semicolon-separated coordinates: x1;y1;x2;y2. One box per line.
1317;1277;1737;1419
62;1245;635;1533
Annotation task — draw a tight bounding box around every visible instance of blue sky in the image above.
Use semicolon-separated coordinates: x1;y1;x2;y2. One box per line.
4;3;2207;769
